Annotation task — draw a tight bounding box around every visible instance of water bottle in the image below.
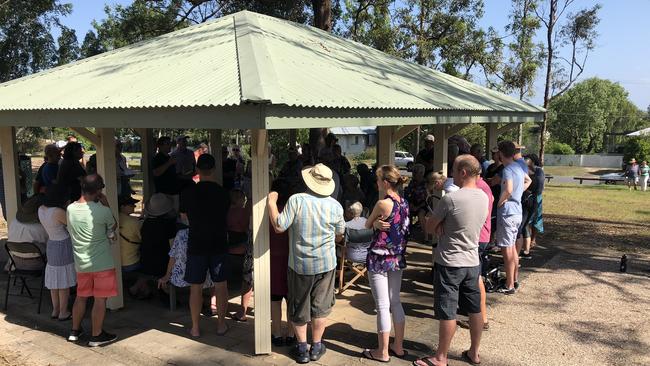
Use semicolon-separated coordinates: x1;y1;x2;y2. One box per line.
620;254;627;273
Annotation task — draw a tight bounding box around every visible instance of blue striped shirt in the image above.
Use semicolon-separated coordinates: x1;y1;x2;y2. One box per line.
277;193;345;275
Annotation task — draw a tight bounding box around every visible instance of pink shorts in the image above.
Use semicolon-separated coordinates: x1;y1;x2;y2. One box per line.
77;269;118;298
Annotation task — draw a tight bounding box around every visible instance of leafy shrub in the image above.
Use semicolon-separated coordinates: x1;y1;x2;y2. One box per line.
623;137;650;163
546;141;575;155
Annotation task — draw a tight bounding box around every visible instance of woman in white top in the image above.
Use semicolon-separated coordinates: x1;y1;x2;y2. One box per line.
38;185;76;321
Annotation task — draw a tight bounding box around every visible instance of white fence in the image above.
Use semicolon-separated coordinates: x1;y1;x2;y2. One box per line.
544;154;623;168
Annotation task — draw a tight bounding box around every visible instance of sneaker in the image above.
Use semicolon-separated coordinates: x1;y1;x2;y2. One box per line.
272;335;284;347
290;345;310;364
310;343;327;361
497;286;516;295
88;331;118;347
519;251;532;260
67;328;84;342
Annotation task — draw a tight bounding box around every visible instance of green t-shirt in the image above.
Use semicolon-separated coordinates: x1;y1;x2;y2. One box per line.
66;201;116;273
641;166;650;177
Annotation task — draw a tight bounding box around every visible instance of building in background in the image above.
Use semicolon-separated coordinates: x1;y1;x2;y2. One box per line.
330;126;376;155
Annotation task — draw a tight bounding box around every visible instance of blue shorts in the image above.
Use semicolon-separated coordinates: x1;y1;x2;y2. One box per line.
496;214;521;248
184;254;229;284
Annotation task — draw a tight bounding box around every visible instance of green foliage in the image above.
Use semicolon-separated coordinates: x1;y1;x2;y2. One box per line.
549;78;644;154
55;26;80;65
546;141;575;155
80;30;105;58
623;137;650;164
0;0;71;82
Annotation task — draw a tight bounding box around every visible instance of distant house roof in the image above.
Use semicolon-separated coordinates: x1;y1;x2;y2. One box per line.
330;126;377;135
627;127;650;136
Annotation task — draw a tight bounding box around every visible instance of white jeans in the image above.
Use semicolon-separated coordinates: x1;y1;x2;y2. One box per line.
369;270;405;333
642;176;649;191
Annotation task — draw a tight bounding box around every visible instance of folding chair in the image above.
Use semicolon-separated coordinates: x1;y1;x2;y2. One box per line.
4;241;47;314
337;227;373;295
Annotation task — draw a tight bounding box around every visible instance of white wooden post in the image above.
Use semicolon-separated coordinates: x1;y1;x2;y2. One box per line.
135;128;155;203
486;124;498;161
376;126;395;166
433;124;448;176
0;127;21;226
251;129;271;354
95;128;124;310
209;129;223;185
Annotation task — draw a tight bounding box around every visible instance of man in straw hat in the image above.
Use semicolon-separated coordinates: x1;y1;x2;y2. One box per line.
66;174;118;347
625;158;639;191
268;163;345;364
179;154;230;337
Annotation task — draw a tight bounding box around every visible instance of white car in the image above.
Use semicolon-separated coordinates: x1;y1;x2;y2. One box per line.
394;151;414;170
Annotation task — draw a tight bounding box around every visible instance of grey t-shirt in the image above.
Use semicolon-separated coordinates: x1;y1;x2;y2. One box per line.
431;188;488;267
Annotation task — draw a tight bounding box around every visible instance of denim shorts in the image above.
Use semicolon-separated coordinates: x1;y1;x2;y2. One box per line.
184;254;229;284
433;265;481;320
496;214;522;248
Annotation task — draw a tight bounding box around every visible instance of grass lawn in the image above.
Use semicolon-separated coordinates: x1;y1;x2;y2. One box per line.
542;183;650;253
543;166;621;177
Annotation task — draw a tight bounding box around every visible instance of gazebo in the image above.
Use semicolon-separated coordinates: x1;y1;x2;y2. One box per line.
0;10;544;354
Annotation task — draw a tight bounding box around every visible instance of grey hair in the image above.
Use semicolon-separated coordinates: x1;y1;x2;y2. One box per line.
346;201;363;218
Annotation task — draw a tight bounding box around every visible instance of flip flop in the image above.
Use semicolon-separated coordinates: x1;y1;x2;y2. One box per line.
412;357;446;366
461;350;481;365
216;324;230;336
389;347;409;359
362;349;390;363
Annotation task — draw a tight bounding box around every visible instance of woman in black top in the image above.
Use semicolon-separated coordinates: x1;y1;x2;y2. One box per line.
56;142;86;202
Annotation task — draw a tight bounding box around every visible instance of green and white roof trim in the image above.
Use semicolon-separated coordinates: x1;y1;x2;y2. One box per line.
0;10;544;129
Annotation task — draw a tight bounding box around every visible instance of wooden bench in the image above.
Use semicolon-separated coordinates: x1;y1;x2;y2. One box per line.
573;176;623;185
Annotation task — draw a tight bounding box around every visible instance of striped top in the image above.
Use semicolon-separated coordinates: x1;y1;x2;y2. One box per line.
277;193;345;275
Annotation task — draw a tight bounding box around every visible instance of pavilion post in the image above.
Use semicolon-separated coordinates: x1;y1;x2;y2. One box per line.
135;128;155;203
209;129;223;185
486;124;498;161
433;124;448;176
95;128;124;310
251;129;271;354
0;127;21;226
376;126;395;166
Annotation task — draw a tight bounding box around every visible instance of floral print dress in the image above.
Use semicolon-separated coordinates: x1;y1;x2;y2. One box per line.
367;195;410;273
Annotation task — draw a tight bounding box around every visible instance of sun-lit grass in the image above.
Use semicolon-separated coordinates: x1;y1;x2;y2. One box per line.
544;183;650;223
543;166;621;177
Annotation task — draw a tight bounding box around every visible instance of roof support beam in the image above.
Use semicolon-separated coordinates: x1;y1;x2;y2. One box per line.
497;122;521;135
486;124;498;160
0;127;21;225
134;128;155;203
251;129;271;355
95;128;124;310
392;125;418;142
446;123;470;136
433;124;448;178
377;126;395;167
70;127;100;147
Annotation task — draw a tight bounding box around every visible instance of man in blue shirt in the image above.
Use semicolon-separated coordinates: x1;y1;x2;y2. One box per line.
496;141;531;295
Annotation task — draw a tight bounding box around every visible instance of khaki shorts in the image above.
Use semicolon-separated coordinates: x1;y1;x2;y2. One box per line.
288;268;336;324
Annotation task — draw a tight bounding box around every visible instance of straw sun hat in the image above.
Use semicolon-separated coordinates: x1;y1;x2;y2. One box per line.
301;163;335;197
144;193;175;218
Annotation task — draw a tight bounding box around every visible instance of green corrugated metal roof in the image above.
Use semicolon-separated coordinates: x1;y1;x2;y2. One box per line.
0;10;544;128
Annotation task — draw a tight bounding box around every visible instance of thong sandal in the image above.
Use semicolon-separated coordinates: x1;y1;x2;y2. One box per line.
362;349;390;363
412;357;446;366
389;347;409;359
461;350;481;365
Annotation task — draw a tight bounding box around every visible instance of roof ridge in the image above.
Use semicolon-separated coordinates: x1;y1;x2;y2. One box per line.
233;11;280;104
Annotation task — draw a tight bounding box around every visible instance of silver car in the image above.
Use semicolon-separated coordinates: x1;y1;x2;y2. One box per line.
394;151;414;170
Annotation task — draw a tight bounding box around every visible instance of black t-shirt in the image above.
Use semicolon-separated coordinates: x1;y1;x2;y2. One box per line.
152;152;178;195
416;148;434;172
222;157;237;191
140;216;178;277
180;181;229;256
57;159;86;202
485;163;504;205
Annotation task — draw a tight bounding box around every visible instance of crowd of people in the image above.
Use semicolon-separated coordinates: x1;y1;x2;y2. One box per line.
2;131;547;365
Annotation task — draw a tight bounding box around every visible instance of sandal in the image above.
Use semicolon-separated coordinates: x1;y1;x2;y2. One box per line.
362;349;390;363
461;350;481;365
412;357;446;366
216;324;230;336
388;347;408;359
232;312;247;322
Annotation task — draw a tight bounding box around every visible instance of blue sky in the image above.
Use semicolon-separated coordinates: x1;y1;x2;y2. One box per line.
60;0;649;109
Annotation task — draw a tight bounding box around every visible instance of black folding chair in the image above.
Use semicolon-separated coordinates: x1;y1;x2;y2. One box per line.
4;241;47;313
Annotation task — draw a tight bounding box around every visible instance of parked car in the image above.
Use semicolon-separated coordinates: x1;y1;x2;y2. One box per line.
394;151;414;170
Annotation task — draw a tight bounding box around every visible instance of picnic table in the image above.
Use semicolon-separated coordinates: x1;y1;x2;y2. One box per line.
573;176;624;185
545;174;553;183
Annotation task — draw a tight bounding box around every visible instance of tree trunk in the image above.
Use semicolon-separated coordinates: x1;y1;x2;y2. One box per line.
309;0;332;163
539;0;557;166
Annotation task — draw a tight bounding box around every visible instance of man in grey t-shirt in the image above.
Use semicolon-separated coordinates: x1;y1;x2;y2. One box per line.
419;155;488;366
